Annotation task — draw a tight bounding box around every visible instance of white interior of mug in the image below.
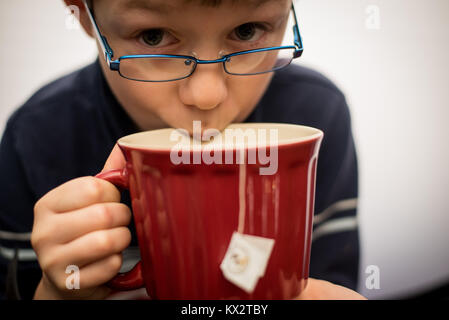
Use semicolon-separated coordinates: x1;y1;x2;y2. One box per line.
118;123;323;150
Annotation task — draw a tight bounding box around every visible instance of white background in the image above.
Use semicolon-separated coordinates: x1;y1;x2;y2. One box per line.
1;0;448;299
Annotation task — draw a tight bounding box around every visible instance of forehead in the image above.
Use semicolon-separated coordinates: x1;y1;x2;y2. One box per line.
120;0;283;11
97;0;291;33
185;0;273;6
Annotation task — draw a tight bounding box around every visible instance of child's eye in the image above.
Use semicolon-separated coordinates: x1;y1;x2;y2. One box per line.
140;29;177;47
231;23;266;42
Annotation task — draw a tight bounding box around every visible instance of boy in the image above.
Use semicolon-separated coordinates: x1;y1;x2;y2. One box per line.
0;0;364;299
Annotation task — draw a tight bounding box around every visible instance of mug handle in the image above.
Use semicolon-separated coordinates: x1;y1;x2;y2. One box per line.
95;169;145;291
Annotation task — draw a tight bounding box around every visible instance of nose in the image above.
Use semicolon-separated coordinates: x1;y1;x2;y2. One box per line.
178;60;228;111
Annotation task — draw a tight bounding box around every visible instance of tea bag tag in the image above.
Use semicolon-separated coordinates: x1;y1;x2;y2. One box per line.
220;232;275;294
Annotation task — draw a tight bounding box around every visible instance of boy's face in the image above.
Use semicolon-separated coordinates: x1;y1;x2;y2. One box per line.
85;0;291;134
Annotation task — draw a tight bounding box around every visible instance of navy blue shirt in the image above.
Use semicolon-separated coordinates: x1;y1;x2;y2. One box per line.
0;60;359;299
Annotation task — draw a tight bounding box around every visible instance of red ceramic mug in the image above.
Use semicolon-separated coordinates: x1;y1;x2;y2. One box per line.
96;123;323;299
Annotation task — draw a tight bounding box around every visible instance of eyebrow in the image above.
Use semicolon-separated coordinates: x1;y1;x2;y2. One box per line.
121;0;176;14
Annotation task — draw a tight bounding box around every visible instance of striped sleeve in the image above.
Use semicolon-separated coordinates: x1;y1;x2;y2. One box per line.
309;95;360;291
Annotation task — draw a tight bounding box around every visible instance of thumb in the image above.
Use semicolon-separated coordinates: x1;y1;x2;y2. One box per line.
101;144;126;173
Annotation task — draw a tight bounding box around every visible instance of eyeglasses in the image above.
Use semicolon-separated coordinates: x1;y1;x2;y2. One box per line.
83;0;304;82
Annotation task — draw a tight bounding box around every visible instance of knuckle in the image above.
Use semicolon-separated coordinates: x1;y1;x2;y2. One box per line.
95;232;113;253
31;223;53;250
97;204;114;228
40;255;58;273
33;199;44;216
30;232;41;250
84;177;104;203
30;229;39;249
33;197;52;219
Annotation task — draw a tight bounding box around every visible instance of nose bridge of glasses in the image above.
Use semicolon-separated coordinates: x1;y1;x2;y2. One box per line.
195;56;229;65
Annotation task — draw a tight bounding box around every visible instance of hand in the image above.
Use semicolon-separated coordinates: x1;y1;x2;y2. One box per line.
294;278;367;300
32;145;130;299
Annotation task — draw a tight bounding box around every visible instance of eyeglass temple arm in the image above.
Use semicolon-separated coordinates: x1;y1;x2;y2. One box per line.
83;0;117;68
291;4;304;58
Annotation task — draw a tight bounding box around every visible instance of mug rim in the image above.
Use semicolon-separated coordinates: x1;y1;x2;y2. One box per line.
117;123;323;151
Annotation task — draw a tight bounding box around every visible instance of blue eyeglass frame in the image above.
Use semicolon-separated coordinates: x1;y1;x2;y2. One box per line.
82;0;304;82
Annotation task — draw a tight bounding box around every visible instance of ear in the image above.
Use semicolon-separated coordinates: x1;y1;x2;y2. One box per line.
63;0;94;38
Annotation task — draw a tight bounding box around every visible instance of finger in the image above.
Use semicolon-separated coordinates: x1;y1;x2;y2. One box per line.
294;278;367;300
76;254;124;290
327;282;367;300
49;203;132;244
36;176;121;214
101;144;126;173
52;227;131;268
45;254;121;298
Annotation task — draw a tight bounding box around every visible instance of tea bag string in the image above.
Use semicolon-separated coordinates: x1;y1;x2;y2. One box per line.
238;149;246;234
